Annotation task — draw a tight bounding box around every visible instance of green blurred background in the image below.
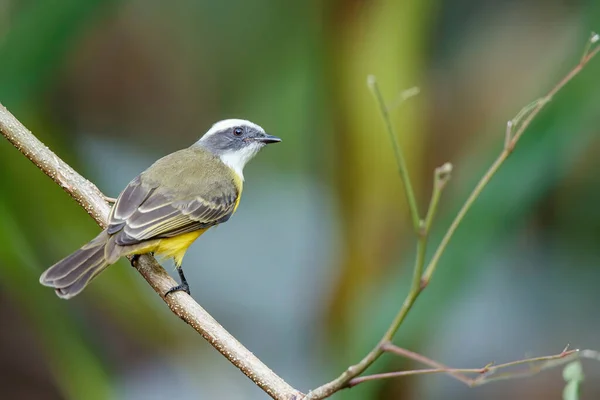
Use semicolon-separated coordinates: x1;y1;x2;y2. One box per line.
1;0;599;399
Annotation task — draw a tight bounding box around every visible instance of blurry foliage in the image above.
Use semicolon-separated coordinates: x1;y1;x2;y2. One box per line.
0;0;116;111
1;0;600;399
0;201;111;399
324;0;434;346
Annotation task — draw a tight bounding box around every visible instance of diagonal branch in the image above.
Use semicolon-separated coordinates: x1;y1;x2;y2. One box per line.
422;43;600;284
0;103;302;400
349;343;582;388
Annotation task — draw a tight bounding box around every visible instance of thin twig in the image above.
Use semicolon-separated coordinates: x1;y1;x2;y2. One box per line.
387;86;421;111
304;131;452;400
504;120;513;151
381;342;473;385
580;31;598;64
348;367;482;387
346;343;582;388
424;163;453;233
367;75;421;232
384;164;454;339
0;103;302;400
422;43;600;284
305;36;599;400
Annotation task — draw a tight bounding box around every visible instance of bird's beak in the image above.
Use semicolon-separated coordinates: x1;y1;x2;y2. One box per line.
255;133;281;144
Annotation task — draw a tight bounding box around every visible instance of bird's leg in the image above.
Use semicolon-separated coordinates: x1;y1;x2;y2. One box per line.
165;266;191;296
130;254;140;267
130;252;154;267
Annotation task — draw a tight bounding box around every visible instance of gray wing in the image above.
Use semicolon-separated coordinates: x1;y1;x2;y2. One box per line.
107;176;238;246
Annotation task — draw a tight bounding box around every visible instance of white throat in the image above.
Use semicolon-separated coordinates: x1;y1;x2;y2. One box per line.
219;143;262;181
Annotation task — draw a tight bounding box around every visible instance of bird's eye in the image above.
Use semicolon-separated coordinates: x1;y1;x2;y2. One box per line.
233;127;244;136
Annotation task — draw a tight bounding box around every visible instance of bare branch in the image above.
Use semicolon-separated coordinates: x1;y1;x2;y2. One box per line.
348;367;480;387
306;37;600;400
424;162;453;233
343;343;586;389
381;342;473;385
422;43;600;284
367;75;421;232
581;31;599;64
0;103;302;400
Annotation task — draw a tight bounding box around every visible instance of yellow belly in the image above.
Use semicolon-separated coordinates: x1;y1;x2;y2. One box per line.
145;229;207;266
127;184;242;267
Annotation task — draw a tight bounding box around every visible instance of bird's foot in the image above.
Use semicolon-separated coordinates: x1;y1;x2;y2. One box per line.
165;282;190;297
165;266;191;296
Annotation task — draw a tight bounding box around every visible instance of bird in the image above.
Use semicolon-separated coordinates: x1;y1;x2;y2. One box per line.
40;119;281;299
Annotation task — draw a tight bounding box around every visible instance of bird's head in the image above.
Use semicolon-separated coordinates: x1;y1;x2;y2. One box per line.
197;119;281;179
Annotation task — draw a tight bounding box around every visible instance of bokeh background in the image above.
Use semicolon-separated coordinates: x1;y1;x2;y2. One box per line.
1;0;600;399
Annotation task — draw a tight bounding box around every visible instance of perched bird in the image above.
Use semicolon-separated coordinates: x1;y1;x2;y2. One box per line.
40;119;281;299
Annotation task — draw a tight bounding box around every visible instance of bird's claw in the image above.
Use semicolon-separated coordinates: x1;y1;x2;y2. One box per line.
165;283;190;297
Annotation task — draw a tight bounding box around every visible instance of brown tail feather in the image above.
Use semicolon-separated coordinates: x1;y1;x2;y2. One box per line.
40;231;111;299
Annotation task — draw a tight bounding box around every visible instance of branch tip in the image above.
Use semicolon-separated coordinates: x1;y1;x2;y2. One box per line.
367;74;377;88
435;162;453;185
504;120;513;149
435;162;453;177
388;86;421;111
581;32;599;62
396;86;420;103
403;86;421;98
